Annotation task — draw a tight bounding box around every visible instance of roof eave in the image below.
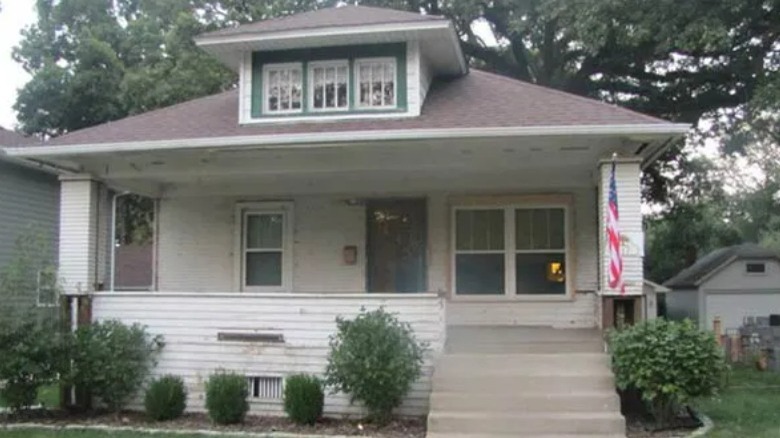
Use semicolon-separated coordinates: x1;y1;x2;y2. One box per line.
4;123;691;158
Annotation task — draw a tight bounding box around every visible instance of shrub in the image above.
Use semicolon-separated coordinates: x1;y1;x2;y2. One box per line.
0;316;66;411
205;371;249;424
0;230;65;411
283;374;324;425
144;375;187;421
609;319;729;425
325;307;426;424
68;320;163;412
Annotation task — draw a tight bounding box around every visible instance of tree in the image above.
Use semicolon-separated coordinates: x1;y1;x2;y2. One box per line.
13;0;237;137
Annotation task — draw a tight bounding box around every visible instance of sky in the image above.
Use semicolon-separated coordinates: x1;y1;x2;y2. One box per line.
0;0;35;130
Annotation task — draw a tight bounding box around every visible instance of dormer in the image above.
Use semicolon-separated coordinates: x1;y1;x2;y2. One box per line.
195;6;467;124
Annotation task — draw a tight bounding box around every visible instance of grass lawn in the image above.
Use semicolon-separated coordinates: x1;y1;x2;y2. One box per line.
696;366;780;437
0;385;60;409
0;431;223;438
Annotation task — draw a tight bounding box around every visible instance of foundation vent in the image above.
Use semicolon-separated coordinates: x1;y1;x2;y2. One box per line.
247;376;283;400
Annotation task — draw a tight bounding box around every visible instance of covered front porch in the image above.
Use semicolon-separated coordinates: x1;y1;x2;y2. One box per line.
45;131;649;418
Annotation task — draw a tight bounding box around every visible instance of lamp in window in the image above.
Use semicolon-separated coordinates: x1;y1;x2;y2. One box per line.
546;261;565;283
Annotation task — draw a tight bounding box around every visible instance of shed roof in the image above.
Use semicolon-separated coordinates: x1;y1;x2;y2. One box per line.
664;243;780;289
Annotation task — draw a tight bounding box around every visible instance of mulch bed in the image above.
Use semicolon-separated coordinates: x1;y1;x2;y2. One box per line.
621;389;702;438
1;410;426;437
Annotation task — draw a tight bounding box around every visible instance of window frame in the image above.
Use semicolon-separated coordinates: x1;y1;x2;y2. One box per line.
450;202;572;300
354;57;398;110
307;60;350;112
262;62;304;115
234;202;294;292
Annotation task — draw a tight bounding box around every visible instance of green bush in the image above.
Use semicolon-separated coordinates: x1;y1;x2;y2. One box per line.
68;320;163;412
144;375;187;421
283;374;324;425
205;371;249;424
0;315;66;411
609;318;729;425
325;307;426;424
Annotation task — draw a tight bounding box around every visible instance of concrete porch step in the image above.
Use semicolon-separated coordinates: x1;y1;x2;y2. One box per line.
429;390;621;413
432;372;615;392
445;341;605;354
435;353;611;375
427;411;626;435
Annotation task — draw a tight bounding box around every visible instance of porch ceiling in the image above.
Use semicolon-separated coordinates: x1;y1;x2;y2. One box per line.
60;135;635;196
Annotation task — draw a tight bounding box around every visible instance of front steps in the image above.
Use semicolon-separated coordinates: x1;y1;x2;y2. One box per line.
426;326;625;438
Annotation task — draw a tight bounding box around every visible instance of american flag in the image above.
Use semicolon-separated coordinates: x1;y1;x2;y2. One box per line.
607;160;625;294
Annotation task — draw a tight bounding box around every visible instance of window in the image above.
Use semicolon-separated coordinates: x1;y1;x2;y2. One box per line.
309;61;349;111
263;63;303;114
453;205;568;296
239;204;292;291
515;208;566;295
36;269;58;307
455;209;505;295
355;58;396;109
746;262;766;274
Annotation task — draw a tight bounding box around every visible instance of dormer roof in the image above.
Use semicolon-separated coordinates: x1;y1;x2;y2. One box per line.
199;6;446;38
195;5;466;76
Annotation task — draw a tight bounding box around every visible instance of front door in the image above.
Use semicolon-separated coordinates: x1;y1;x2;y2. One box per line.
366;199;427;293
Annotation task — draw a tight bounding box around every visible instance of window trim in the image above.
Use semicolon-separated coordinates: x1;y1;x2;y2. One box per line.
234;202;294;292
354;57;398;110
262;63;304;115
307;60;350;112
450;202;573;301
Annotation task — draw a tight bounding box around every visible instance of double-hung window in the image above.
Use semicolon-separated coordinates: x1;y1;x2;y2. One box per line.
263;63;303;114
309;61;349;111
240;204;292;291
454;205;568;296
355;58;397;109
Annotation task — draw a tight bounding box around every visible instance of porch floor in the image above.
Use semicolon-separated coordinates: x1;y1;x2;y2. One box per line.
427;326;625;438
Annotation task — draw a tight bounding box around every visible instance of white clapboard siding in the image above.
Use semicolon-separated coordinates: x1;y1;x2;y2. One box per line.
599;160;643;295
447;292;598;328
91;292;445;417
59;178;112;294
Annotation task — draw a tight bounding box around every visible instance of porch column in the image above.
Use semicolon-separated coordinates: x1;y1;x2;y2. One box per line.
597;159;643;296
58;176;113;294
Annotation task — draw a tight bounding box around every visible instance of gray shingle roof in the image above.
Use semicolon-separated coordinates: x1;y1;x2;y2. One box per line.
0;127;36;147
40;70;671;147
199;5;446;39
664;243;780;289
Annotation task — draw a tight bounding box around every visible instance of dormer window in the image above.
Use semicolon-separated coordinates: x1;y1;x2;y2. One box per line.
356;58;397;109
309;61;349;111
263;63;303;114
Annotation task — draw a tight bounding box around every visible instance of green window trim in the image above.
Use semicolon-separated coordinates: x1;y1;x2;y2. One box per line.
251;43;407;118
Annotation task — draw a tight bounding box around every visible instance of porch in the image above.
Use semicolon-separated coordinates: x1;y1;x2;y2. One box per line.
52;132;646;421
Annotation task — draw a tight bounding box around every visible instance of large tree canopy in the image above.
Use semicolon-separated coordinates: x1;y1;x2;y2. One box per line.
12;0;779;250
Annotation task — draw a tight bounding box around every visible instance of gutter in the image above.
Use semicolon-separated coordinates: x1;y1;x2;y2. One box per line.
0;150;77;174
4;123;691;158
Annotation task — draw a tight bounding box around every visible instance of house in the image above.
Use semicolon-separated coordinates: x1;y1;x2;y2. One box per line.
3;6;688;436
0;127;60;310
665;243;780;332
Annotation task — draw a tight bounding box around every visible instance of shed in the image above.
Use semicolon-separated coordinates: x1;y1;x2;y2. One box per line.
665;243;780;332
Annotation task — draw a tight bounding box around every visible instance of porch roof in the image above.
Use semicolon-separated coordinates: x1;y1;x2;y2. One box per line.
6;70;687;158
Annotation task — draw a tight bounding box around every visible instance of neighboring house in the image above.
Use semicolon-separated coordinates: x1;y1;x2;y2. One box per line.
0;127;60;308
4;6;688;435
665;243;780;332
